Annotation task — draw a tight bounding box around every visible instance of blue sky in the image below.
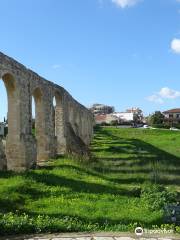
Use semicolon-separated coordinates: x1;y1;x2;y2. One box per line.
0;0;180;120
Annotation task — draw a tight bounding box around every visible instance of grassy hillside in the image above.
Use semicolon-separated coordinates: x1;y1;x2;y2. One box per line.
92;127;180;191
0;127;180;234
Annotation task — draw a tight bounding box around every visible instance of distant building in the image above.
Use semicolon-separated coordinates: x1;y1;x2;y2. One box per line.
126;107;143;115
95;114;118;125
90;104;114;115
163;108;180;124
92;105;143;125
113;112;134;123
95;115;106;124
113;107;143;124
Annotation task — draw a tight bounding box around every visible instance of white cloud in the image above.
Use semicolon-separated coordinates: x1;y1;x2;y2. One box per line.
171;38;180;54
159;87;180;99
147;87;180;104
146;95;164;104
111;0;141;8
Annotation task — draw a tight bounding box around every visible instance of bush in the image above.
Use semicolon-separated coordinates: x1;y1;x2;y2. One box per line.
0;212;141;235
110;120;118;126
1;212;180;235
149;111;165;125
173;123;180;129
140;183;177;211
100;122;110;126
152;122;180;129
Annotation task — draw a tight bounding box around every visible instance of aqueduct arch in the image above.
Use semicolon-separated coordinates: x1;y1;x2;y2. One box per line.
2;73;17;138
32;87;45;164
0;52;94;171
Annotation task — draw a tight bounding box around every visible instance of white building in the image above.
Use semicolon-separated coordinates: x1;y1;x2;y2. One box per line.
95;114;119;125
113;108;143;124
113;112;134;122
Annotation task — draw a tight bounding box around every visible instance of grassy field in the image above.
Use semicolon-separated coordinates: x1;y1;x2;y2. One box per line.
0;127;180;234
92;127;180;190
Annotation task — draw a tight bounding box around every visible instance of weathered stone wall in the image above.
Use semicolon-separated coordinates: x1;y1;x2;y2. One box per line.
0;52;94;171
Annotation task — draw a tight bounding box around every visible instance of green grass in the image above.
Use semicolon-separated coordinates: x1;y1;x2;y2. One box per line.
0;127;180;234
92;127;180;190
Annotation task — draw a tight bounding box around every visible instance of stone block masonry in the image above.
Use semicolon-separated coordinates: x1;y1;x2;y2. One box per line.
0;52;94;171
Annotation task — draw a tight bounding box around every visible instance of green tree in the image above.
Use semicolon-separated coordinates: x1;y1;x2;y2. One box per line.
149;111;165;125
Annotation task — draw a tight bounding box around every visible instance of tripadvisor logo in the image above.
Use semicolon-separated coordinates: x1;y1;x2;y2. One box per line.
135;227;174;236
135;227;144;236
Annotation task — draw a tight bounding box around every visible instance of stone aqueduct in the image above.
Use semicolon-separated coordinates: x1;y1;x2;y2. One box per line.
0;52;94;171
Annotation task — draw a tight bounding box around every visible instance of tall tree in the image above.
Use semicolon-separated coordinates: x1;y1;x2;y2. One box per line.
150;111;164;125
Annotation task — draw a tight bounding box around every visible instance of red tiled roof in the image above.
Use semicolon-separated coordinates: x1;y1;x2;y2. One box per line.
163;108;180;114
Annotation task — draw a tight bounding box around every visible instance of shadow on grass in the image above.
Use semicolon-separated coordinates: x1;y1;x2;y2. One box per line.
0;169;141;215
92;127;180;183
0;197;26;213
24;171;140;197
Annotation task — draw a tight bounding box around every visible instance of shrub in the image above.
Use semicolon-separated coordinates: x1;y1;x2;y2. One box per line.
173;123;180;129
0;213;140;235
149;111;165;125
110;120;118;126
140;183;177;211
100;122;109;126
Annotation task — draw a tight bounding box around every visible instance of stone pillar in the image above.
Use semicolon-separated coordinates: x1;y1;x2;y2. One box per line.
3;73;36;171
54;91;67;155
